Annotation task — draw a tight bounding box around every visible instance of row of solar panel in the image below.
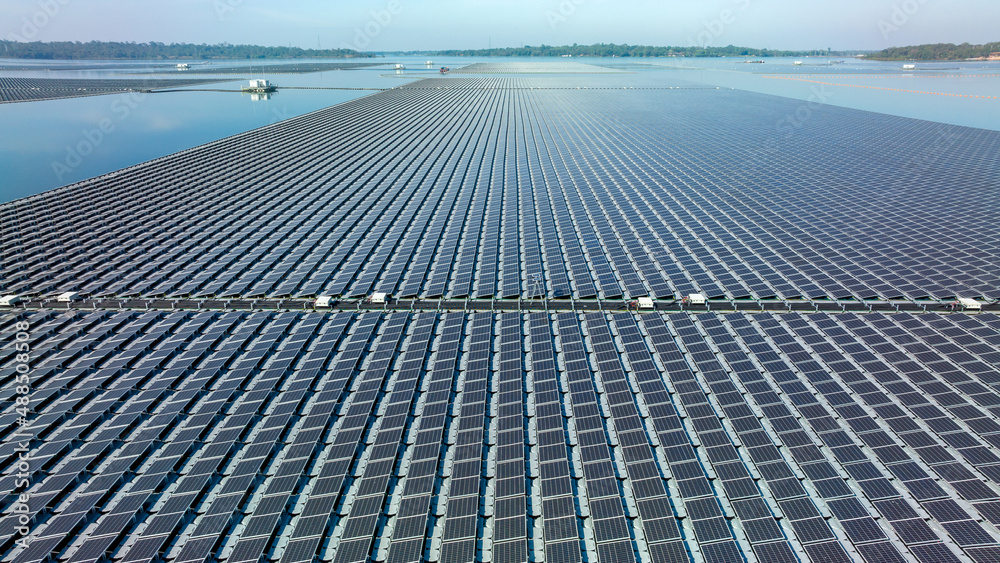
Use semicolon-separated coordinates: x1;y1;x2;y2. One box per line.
533;84;998;301
4;75;997;303
450;63;628;75
3;310;999;563
0;77;230;103
126;62;383;76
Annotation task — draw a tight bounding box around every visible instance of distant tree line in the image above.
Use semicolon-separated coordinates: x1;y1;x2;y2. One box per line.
869;42;1000;61
417;43;850;58
0;40;369;60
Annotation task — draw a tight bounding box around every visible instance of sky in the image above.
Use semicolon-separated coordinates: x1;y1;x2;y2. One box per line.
2;0;996;52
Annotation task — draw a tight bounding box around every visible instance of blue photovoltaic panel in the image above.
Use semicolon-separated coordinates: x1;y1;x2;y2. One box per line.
4;68;998;302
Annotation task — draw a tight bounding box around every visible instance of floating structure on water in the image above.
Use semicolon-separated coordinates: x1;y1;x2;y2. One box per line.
241;78;276;93
2;62;999;563
129;61;382;75
0;76;229;103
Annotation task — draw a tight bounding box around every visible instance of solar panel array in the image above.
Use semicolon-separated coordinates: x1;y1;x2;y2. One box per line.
2;61;1000;563
2;72;996;302
3;309;1000;563
126;62;384;75
0;78;234;104
449;62;627;74
0;63;179;72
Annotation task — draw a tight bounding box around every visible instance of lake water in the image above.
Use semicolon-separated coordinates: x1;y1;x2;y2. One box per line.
2;55;997;203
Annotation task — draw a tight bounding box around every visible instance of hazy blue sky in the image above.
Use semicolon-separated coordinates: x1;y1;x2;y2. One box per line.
3;0;996;52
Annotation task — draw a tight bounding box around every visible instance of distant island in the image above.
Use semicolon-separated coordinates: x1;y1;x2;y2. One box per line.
0;40;369;60
868;41;1000;61
5;39;999;62
408;43;857;58
0;40;862;61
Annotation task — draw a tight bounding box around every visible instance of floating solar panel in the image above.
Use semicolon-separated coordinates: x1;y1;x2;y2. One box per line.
2;308;1000;561
2;61;1000;563
4;66;999;302
128;61;383;75
0;77;241;103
